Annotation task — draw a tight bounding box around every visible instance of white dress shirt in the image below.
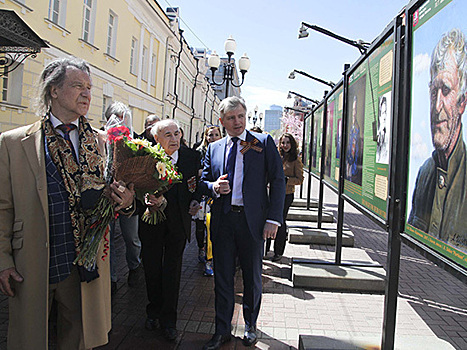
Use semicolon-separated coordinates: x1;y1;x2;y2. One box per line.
225;130;247;206
217;131;280;227
169;150;179;165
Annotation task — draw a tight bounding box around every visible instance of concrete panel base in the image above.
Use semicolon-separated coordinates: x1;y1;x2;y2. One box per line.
292;198;319;208
289;226;354;246
292;262;386;293
287;221;345;230
299;334;456;350
287;208;334;222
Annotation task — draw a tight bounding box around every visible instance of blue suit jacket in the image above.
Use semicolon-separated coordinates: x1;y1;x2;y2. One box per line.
200;131;285;242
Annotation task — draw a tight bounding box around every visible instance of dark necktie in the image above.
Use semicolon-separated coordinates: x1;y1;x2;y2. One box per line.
223;137;238;214
57;123;78;162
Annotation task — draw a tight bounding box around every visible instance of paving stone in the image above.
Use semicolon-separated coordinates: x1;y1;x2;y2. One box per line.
0;180;465;349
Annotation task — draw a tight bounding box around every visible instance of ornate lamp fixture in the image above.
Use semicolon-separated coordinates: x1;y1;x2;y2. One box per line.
207;36;250;98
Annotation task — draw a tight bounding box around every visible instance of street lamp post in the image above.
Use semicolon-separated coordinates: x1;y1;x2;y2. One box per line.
248;106;263;127
298;22;370;54
288;69;335;88
207;36;251;98
287;91;319;105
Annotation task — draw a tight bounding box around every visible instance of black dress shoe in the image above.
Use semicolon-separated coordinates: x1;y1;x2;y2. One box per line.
243;325;257;347
202;334;231;350
272;254;283;262
162;326;178;341
144;317;159;331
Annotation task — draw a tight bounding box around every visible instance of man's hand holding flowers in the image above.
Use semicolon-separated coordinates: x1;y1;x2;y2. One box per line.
145;193;167;213
110;180;135;212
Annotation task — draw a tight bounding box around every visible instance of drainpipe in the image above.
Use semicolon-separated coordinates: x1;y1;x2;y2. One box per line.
203;82;209;126
162;35;170;119
189;57;200;146
172;29;184;119
211;95;215;125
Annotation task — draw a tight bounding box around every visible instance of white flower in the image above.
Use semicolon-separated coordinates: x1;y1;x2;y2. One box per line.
156;162;167;178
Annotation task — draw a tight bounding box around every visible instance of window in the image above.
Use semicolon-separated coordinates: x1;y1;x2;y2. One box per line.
1;70;8;102
168;68;172;93
181;81;185;103
141;46;148;81
150;53;157;86
106;11;118;57
1;64;24;105
102;96;111;121
48;0;67;27
82;0;95;43
130;37;138;75
50;0;59;23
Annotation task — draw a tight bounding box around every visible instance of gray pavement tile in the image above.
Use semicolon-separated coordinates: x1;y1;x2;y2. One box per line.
0;180;466;349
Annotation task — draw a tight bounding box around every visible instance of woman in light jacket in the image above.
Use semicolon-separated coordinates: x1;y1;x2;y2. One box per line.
266;133;304;262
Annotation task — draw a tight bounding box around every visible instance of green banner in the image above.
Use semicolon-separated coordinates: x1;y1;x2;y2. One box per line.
323;86;344;189
412;0;453;30
311;106;324;176
406;0;467;268
344;36;394;220
303;116;311;168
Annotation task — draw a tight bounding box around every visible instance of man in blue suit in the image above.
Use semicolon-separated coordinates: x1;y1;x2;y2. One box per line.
200;97;285;349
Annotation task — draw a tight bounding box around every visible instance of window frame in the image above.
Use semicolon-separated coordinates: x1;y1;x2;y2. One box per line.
130;37;138;75
81;0;96;44
48;0;67;27
106;11;118;57
141;45;148;81
150;53;157;86
1;64;24;106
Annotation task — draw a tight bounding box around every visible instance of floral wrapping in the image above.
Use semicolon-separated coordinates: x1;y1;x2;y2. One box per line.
106;122;183;224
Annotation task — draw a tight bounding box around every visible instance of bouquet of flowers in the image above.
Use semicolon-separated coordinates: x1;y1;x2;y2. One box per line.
106;116;183;223
74;116;181;271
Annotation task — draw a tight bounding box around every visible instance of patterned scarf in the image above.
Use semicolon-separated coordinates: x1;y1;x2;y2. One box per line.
42;115;106;255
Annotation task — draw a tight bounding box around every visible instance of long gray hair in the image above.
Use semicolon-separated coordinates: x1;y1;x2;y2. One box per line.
34;57;91;116
431;28;467;101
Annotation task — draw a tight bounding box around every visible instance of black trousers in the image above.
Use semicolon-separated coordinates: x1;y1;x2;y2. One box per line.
138;217;186;328
266;193;294;255
212;210;264;335
194;218;205;250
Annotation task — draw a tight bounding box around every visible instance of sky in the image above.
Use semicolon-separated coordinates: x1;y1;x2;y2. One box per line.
162;0;408;115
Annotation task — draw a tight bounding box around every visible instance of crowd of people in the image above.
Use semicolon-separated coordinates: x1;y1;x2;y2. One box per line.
0;57;303;349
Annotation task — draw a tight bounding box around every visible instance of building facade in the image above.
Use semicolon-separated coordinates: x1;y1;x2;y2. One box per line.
0;1;220;146
264;104;282;133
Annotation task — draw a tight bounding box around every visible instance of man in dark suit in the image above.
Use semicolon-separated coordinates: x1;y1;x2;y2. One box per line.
200;97;285;349
137;114;160;145
137;119;200;342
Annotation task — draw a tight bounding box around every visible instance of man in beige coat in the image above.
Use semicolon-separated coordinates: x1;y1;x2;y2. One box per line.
0;58;135;349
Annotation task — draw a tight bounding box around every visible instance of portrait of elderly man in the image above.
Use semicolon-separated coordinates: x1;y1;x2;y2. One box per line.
0;57;136;349
408;28;467;250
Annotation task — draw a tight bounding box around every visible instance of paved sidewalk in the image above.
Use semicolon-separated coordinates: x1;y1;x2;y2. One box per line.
0;177;465;349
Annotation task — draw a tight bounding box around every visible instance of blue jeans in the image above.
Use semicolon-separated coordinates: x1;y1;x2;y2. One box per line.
110;214;142;283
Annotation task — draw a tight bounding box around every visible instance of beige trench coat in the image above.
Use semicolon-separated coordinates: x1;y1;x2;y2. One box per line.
0;121;111;349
